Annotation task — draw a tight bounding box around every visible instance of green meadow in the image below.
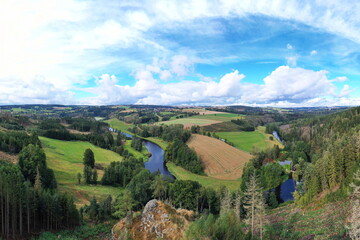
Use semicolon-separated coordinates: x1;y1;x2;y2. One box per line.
104;118;134;133
166;162;240;191
217;126;282;152
156;118;218;126
191;113;244;122
40;136;124;206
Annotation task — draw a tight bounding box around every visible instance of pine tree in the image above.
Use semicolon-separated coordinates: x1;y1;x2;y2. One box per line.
151;175;167;200
244;172;265;239
92;169;98;185
347;169;360;240
34;168;42;192
83;149;95;168
113;190;135;219
77;173;82;184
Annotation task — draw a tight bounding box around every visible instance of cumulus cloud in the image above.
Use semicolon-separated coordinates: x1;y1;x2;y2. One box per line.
80;66;348;106
257;66;336;102
0;76;74;104
287;44;293;49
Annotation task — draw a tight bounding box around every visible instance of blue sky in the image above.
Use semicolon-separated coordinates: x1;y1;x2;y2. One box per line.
1;0;360;106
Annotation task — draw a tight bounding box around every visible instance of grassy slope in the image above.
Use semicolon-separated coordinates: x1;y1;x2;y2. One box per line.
217;126;283;152
104;118;134;133
40;136;123;206
155;118;219;126
266;199;349;239
191;113;244;122
105;119;168;150
167;162;240;191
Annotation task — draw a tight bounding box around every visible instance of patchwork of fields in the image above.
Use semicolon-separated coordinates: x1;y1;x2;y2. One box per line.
187;134;252;180
40;136;123;206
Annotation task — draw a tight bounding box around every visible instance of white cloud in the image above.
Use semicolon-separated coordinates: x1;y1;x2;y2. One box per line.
81;66;348;106
244;66;337;103
170;55;194;76
287;44;293;49
310;50;318;56
338;84;353;97
332;76;348;82
1;0;360;106
0;76;74;104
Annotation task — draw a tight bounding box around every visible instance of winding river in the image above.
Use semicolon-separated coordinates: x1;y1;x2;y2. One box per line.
110;127;295;202
109;128;175;179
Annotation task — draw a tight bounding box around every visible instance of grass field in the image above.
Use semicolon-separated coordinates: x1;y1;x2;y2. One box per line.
156;118;220;128
201;121;242;132
217;126;283;153
166;162;240;191
144;137;168;150
123;139;149;159
104;118;134;133
191;113;243;122
40;136;123;206
187;134;252;180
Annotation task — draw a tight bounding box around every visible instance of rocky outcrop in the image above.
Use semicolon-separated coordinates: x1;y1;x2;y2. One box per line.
112;199;194;240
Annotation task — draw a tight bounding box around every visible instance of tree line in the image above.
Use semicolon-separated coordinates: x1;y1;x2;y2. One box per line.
0;160;78;238
280;106;360;205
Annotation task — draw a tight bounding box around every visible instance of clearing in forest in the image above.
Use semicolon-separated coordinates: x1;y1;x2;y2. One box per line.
187;134;252;180
40;136;123;206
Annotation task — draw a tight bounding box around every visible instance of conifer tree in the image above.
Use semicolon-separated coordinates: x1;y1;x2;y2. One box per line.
244;172;266;239
34;168;42;192
347;169;360;240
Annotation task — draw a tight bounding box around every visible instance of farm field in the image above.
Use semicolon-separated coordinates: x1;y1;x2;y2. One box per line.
201;121;242;132
181;108;227;115
104;118;134;133
166;162;240;191
187;134;252;180
217;126;283;152
40;136;123;206
191;113;244;122
156;118;220;128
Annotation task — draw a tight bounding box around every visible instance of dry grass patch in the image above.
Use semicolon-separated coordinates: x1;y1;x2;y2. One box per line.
187;134;252;180
0;151;18;164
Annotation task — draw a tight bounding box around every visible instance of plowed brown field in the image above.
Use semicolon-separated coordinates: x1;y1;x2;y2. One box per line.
187;134;252;180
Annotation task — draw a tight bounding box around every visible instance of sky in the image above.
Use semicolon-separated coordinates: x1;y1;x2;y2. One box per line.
1;0;360;107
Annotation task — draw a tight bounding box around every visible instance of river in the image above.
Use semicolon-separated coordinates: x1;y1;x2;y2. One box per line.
109;127;175;179
272;130;283;144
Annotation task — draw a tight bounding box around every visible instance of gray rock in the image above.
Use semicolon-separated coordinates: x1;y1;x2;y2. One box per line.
143;199;158;215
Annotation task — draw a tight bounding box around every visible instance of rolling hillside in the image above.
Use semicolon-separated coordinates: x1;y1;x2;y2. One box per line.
40;136;123;205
